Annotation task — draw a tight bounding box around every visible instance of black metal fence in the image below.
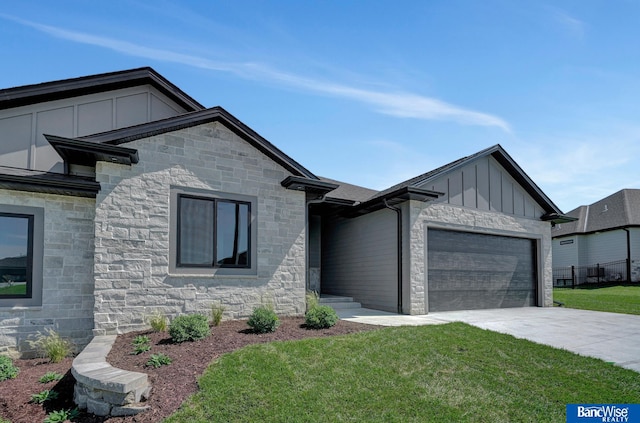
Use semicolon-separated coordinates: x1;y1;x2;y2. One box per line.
553;259;628;288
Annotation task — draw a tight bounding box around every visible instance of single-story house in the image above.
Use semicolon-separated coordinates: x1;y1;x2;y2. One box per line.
0;68;570;356
552;189;640;284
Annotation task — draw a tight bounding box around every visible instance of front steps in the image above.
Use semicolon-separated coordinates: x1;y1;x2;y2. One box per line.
319;294;362;310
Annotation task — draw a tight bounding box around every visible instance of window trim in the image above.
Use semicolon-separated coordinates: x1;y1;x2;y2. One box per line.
169;187;257;276
176;194;251;269
0;205;44;308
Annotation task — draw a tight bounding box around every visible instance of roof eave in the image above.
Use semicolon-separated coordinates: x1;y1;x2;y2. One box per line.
348;186;443;216
0;172;100;198
45;135;139;167
281;176;339;194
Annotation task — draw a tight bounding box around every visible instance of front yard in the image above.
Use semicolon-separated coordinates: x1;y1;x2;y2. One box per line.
554;285;640;315
165;323;640;423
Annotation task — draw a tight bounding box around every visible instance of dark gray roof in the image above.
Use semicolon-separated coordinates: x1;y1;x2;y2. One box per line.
0;256;27;268
0;166;100;198
318;177;377;203
552;189;640;237
0;67;204;112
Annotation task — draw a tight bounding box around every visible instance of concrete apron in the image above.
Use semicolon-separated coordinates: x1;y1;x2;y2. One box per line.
337;307;640;373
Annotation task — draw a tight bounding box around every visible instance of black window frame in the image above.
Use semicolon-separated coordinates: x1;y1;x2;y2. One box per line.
0;212;34;299
176;194;252;269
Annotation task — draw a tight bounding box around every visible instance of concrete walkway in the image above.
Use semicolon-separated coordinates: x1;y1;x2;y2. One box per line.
337;307;640;372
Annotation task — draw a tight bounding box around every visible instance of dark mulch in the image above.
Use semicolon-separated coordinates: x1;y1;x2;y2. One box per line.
0;318;378;423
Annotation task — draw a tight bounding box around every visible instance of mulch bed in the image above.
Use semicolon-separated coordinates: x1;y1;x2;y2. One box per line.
0;318;378;422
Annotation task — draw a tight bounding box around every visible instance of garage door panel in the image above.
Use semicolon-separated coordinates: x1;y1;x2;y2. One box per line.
427;229;537;312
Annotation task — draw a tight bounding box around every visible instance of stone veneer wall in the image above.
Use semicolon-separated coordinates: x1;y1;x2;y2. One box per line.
93;121;307;335
0;190;95;357
406;201;553;315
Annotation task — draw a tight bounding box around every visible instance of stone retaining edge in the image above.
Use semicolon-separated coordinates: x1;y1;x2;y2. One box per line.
71;335;151;417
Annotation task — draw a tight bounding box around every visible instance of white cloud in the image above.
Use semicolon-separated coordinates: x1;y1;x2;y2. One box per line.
2;15;510;132
548;7;586;39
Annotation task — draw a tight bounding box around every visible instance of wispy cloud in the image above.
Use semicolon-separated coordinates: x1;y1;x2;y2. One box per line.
548;7;586;39
2;14;510;132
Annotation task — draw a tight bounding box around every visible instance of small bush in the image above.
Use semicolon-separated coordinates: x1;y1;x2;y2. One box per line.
169;314;210;343
30;389;59;404
148;312;168;332
27;329;73;363
146;353;172;368
132;335;151;355
0;355;19;381
211;302;225;327
305;305;339;329
44;408;79;423
247;305;280;334
39;371;63;384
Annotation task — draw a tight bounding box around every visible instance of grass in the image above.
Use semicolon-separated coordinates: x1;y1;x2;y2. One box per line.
0;284;26;295
554;285;640;315
164;323;640;423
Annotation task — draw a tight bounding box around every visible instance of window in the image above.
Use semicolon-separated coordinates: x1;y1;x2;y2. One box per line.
0;205;43;307
0;213;33;298
177;195;251;269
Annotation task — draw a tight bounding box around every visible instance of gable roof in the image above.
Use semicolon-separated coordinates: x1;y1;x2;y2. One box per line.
552;189;640;237
370;144;563;215
0;67;204;112
70;106;318;179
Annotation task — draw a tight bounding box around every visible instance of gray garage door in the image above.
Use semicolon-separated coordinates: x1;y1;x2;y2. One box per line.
427;229;537;312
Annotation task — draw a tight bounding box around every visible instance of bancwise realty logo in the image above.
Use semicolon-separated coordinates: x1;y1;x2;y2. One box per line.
567;404;640;422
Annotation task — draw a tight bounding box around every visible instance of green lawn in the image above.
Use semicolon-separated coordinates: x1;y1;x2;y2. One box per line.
554;285;640;315
164;323;640;423
0;284;26;296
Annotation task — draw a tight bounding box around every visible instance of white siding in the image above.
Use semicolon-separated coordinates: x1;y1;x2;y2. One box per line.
585;230;627;264
552;236;578;268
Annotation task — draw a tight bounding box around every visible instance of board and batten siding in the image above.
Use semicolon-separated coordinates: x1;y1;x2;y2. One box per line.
418;156;544;218
0;86;188;173
321;208;397;312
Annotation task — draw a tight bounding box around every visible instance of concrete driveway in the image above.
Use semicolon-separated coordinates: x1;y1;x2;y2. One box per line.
338;307;640;372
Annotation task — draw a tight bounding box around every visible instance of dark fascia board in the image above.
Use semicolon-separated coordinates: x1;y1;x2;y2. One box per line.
541;212;579;225
0;67;204;112
0;167;100;198
348;186;443;216
45;135;139;166
81;107;318;179
281;176;339;194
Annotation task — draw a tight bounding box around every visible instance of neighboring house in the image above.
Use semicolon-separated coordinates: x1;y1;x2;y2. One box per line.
552;189;640;283
0;68;569;356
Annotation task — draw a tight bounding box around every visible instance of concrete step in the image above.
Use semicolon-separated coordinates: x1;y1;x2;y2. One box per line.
319;295;361;310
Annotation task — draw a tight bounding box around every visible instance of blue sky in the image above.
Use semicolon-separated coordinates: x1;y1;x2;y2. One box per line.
1;1;639;212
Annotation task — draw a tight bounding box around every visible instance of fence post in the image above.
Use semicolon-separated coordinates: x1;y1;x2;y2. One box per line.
627;258;631;283
571;265;575;289
597;263;600;284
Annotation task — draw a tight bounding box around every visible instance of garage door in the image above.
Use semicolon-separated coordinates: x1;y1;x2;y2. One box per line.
427;229;537;312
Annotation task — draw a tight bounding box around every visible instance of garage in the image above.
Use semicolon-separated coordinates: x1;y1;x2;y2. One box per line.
427;229;537;312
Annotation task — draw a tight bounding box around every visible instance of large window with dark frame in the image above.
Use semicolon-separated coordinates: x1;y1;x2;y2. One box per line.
177;195;251;268
0;212;33;298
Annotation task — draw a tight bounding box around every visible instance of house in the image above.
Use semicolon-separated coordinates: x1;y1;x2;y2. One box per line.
552;189;640;284
0;68;568;356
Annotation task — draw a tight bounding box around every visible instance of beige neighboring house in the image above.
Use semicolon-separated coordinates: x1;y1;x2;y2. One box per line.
0;68;570;356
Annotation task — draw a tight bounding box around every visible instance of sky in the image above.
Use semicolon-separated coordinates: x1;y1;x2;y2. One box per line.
1;1;639;213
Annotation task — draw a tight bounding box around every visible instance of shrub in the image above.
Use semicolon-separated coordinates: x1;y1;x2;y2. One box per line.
132;335;151;355
0;355;19;381
27;329;73;363
305;305;339;329
147;311;168;332
169;314;210;343
247;305;280;334
39;371;63;384
30;389;59;404
146;353;172;368
211;302;225;327
44;408;79;423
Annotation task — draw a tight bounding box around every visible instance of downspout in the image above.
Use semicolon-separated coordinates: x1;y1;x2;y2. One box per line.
623;228;631;282
383;199;403;314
